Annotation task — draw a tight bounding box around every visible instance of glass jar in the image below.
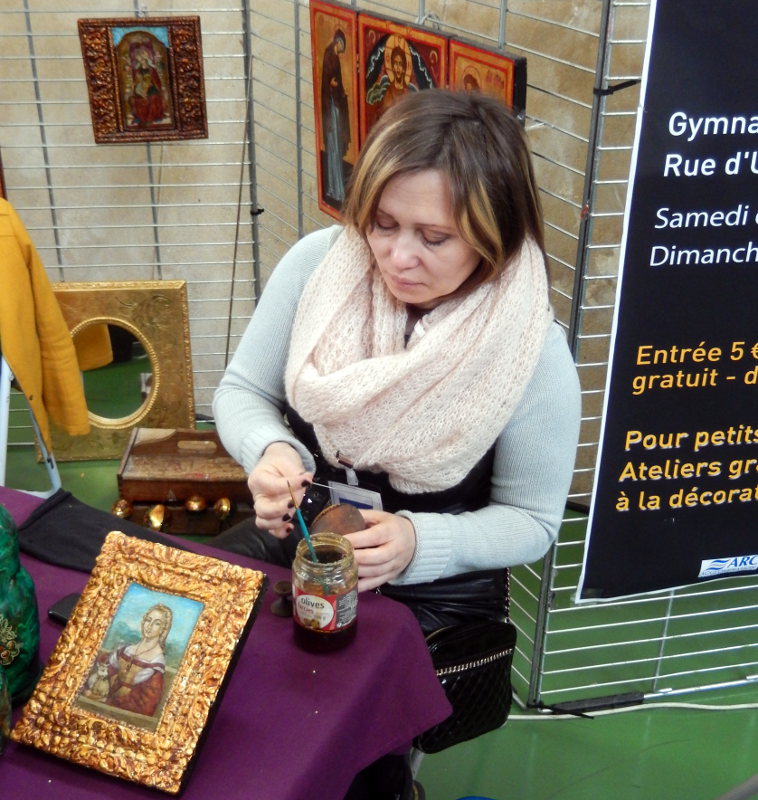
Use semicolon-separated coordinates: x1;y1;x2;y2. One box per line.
291;532;358;651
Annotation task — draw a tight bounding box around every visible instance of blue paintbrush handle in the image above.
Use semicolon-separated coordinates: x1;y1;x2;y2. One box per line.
294;506;319;562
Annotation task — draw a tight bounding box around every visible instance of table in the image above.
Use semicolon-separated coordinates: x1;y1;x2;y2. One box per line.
1;488;451;800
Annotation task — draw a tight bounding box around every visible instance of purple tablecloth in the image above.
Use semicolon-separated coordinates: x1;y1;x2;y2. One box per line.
1;488;450;800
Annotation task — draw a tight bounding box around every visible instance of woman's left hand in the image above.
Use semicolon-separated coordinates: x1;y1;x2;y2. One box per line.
343;510;416;592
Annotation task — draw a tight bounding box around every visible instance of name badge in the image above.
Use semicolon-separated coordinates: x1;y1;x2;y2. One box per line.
328;481;383;511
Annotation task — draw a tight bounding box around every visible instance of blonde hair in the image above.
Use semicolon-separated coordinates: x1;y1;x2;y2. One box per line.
342;88;547;290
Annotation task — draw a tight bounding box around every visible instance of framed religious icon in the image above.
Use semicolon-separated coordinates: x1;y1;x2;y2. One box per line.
358;15;447;145
310;0;359;220
11;532;268;794
78;16;207;143
449;40;527;120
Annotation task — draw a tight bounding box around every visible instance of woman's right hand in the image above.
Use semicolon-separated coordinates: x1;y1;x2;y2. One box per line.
248;442;313;538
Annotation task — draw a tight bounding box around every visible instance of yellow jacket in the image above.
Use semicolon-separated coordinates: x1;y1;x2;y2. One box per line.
0;199;90;449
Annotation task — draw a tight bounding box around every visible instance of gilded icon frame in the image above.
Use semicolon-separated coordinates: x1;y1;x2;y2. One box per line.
11;532;267;794
78;16;207;144
50;280;195;461
308;3;530;219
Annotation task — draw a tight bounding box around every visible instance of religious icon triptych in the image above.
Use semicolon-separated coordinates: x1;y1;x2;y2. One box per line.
310;0;527;218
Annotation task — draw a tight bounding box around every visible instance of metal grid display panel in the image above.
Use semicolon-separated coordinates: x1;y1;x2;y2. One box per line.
514;514;758;710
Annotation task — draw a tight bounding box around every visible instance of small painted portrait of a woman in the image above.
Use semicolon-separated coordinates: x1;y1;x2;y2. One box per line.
78;584;202;728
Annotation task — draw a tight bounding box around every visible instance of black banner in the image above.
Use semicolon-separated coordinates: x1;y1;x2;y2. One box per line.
578;0;758;599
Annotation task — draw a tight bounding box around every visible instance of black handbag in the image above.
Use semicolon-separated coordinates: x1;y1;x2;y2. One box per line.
414;618;516;754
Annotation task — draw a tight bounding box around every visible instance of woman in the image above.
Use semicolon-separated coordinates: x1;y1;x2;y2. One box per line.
214;87;580;799
105;603;172;717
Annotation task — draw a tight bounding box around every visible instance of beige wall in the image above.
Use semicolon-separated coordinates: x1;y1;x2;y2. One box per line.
0;0;651;499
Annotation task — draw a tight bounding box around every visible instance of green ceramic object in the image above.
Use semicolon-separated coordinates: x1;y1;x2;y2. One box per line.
0;504;41;705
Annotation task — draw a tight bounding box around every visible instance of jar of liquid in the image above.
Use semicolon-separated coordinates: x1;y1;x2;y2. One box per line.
292;532;358;651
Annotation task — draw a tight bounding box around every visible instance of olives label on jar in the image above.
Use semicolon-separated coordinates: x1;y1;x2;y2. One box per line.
294;589;357;631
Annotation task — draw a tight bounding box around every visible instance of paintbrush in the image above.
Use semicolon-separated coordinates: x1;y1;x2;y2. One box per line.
287;482;319;563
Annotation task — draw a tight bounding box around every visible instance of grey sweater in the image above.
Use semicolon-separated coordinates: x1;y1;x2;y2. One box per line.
213;226;581;585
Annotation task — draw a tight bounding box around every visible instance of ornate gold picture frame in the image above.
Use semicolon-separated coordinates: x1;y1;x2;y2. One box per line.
11;532;267;794
51;280;195;461
78;16;207;143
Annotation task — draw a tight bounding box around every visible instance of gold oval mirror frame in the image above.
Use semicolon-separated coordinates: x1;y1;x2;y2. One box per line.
51;280;195;461
72;319;157;426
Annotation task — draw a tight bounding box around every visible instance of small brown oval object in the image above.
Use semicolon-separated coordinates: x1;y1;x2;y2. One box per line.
310;503;365;535
111;498;133;519
144;504;169;531
213;497;233;520
185;495;207;513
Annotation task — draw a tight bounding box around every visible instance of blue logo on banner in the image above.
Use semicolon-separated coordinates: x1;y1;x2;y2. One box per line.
699;555;758;578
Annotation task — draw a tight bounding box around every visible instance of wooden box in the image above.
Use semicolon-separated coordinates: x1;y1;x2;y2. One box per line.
117;428;253;536
118;428;249;503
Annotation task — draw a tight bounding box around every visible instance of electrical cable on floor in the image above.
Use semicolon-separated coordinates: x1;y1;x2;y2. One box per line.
505;700;758;720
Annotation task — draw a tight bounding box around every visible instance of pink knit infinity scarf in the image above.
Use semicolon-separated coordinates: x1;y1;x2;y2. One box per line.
285;227;552;493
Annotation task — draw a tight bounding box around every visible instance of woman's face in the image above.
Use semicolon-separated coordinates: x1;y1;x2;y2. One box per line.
142;609;165;641
366;169;481;310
